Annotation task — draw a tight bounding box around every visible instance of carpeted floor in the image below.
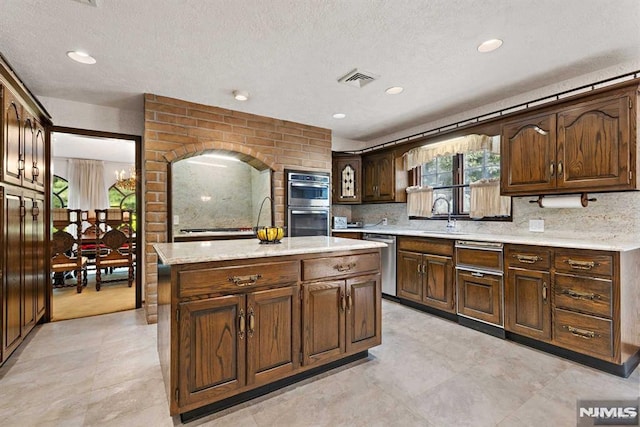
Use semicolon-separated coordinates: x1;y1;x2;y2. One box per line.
52;270;136;321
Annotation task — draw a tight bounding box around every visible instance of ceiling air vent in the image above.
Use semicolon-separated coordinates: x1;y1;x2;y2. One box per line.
71;0;99;6
338;69;379;88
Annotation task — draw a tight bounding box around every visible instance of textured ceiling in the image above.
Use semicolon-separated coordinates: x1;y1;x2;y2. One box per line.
1;0;639;144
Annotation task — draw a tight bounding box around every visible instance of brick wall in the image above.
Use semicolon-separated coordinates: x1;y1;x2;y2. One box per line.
143;94;332;323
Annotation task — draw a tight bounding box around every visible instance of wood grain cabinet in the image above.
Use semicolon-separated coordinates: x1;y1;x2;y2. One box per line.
397;237;455;313
501;85;637;196
332;154;361;204
361;151;407;203
177;286;300;409
505;245;552;341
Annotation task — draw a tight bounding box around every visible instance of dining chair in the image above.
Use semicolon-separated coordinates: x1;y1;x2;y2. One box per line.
94;208;135;291
51;208;88;293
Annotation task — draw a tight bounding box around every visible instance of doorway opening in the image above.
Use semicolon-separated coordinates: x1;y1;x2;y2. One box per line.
50;127;142;321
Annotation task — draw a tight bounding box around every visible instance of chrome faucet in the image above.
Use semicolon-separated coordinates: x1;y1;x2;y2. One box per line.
432;196;456;232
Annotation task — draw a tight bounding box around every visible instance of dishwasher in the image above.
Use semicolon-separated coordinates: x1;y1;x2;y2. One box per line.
364;234;397;298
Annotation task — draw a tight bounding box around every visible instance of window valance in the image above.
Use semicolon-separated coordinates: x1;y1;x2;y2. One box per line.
403;134;498;170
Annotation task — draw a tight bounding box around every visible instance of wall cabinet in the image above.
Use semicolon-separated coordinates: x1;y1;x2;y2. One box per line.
361;151;407;203
501;85;637;196
332;154;361;204
505;245;552;341
397;237;455;313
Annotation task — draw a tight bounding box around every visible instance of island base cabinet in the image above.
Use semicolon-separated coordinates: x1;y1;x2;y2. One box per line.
177;286;300;411
302;274;381;367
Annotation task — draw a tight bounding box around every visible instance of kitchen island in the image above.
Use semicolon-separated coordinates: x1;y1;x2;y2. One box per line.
154;236;385;420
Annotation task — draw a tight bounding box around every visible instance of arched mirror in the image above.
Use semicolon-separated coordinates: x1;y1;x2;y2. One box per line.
170;152;272;241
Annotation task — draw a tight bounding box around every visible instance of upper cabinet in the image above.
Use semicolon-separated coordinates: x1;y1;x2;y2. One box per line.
332;154;361;204
362;151;406;203
501;85;637;196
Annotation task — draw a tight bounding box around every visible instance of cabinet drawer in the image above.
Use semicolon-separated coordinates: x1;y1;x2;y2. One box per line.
456;247;502;271
505;245;551;270
554;274;612;318
179;261;300;297
302;252;380;281
398;237;453;257
554;249;613;278
554;308;613;360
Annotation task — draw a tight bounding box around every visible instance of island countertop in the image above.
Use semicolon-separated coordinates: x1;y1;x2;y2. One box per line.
153;236;387;265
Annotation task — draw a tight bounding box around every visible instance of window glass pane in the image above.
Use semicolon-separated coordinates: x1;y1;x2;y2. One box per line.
462;187;471;213
52;175;69;208
463;149;501;183
432;189;453;215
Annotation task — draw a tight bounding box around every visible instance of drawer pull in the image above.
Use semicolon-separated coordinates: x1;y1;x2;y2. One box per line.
228;274;262;286
248;307;255;338
471;272;484;277
238;309;246;340
335;262;356;272
565;259;596;270
514;254;541;264
563;325;599;340
561;288;600;301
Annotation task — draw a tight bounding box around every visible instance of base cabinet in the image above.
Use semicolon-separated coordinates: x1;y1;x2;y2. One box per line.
456;269;502;326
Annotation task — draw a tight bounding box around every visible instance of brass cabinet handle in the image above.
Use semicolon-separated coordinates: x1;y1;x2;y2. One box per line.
238;309;245;340
32;204;40;218
248;307;255;338
335;262;356;272
561;288;600;301
542;282;547;303
471;272;484;278
32;165;40;177
565;259;596;270
514;254;541;264
340;291;346;312
228;274;262;286
563;325;598;339
557;161;563;176
550;163;555;176
347;292;352;311
18;156;25;172
417;264;422;275
422;264;427;274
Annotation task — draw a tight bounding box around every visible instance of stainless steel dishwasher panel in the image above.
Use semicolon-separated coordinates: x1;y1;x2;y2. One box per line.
364;234;396;297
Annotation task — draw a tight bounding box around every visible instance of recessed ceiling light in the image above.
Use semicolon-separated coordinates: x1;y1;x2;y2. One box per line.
477;39;503;53
385;86;404;95
66;50;96;64
332;113;346;119
233;90;249;101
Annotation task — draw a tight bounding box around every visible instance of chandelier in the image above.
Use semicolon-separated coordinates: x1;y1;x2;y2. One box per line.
115;168;136;192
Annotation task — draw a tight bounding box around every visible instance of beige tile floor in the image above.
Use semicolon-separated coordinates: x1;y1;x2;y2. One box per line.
0;300;638;426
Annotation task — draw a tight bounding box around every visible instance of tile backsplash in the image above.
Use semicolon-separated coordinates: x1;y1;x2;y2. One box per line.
337;191;640;240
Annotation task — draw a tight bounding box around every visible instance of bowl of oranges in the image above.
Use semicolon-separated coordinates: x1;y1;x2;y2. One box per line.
255;226;285;244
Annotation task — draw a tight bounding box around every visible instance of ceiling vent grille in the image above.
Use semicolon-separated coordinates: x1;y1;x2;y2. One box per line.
71;0;99;6
338;69;379;88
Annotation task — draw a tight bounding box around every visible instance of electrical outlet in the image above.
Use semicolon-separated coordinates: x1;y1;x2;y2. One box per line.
173;215;180;225
529;219;544;232
382;218;388;226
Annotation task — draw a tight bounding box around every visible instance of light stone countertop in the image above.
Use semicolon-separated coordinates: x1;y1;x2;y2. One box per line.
333;227;640;252
154;236;387;265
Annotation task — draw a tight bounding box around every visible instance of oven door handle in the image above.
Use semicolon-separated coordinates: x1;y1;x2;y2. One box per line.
290;182;329;189
290;210;328;215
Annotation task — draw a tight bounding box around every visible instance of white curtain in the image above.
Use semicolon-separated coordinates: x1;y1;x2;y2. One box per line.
406;186;434;217
404;134;499;170
469;179;511;219
67;159;109;212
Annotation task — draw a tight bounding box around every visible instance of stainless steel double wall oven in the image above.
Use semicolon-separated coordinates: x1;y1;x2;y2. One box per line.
286;170;330;237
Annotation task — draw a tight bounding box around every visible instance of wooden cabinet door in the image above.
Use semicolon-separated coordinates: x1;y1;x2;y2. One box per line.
3;90;22;186
362;157;377;201
246;286;299;387
457;270;503;326
345;274;381;353
505;268;551;341
2;189;23;361
33;123;46;191
501;113;557;195
376;153;394;201
22;194;36;332
333;156;361;204
397;250;422;302
302;280;345;366
557;94;632;191
33;195;46;320
423;254;455;313
21;115;35;188
178;295;246;407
